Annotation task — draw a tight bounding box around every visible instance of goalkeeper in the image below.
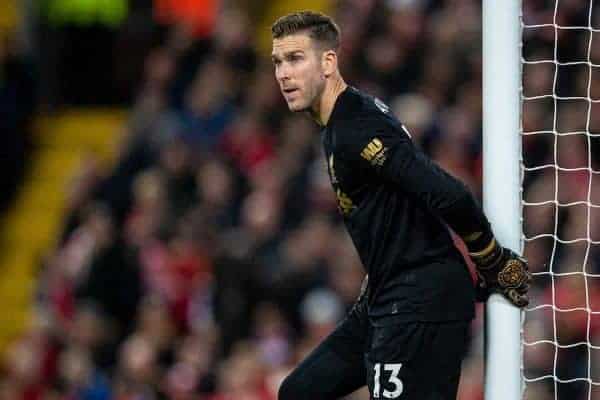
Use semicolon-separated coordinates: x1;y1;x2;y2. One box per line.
271;11;531;400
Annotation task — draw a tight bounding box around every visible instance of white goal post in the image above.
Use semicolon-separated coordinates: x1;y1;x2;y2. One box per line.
482;1;523;399
485;1;600;399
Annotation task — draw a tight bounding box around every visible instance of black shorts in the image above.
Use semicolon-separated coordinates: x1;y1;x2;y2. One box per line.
278;300;470;400
365;319;470;399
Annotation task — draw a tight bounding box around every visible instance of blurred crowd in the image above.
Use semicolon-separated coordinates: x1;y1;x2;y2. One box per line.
2;0;600;399
0;32;35;213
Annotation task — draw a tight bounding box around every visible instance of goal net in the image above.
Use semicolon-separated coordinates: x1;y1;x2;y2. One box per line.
521;1;600;400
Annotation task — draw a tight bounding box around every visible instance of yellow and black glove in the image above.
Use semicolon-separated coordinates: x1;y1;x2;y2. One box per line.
469;239;532;307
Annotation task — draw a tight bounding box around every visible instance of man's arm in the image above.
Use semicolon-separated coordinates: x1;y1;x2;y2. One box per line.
342;116;531;306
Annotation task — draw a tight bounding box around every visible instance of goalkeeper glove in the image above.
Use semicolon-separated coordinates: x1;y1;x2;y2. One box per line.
469;239;531;307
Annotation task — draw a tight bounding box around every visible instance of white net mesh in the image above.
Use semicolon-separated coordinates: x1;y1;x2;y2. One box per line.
522;1;600;399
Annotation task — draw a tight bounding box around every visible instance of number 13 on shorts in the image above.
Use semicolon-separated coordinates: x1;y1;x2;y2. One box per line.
373;363;404;398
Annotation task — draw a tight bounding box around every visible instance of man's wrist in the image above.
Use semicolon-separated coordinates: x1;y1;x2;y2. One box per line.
468;238;503;270
462;229;495;254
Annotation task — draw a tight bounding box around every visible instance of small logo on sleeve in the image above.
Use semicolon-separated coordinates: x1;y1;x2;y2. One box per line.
360;138;387;167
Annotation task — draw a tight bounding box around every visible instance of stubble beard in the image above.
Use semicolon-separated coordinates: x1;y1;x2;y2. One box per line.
288;91;312;113
296;81;324;116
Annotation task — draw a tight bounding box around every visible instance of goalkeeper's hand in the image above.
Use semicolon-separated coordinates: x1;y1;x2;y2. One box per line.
469;240;531;307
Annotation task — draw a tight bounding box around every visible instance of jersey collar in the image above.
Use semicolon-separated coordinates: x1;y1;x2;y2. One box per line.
326;86;360;128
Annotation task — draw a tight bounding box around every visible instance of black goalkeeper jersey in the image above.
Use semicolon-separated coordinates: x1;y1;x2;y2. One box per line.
322;87;491;324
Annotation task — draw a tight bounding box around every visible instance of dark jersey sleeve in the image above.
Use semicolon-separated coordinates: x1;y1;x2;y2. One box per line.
340;115;493;251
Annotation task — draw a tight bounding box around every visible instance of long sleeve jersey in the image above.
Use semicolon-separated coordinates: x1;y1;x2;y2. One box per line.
322;86;492;324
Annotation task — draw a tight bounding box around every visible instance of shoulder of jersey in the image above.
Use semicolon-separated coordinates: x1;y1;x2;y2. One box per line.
338;88;412;141
362;93;413;139
334;90;383;128
354;91;395;125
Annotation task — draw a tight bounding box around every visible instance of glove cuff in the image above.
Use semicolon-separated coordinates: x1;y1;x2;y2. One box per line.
462;229;495;254
469;238;503;270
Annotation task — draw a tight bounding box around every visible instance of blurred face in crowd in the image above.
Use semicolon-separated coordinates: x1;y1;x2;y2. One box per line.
272;33;332;113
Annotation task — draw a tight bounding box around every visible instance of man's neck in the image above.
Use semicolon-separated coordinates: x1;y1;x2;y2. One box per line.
310;76;347;126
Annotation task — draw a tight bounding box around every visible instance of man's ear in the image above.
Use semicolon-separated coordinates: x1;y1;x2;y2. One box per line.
321;50;337;77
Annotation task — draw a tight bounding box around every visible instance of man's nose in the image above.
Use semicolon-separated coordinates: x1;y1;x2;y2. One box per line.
276;64;290;82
